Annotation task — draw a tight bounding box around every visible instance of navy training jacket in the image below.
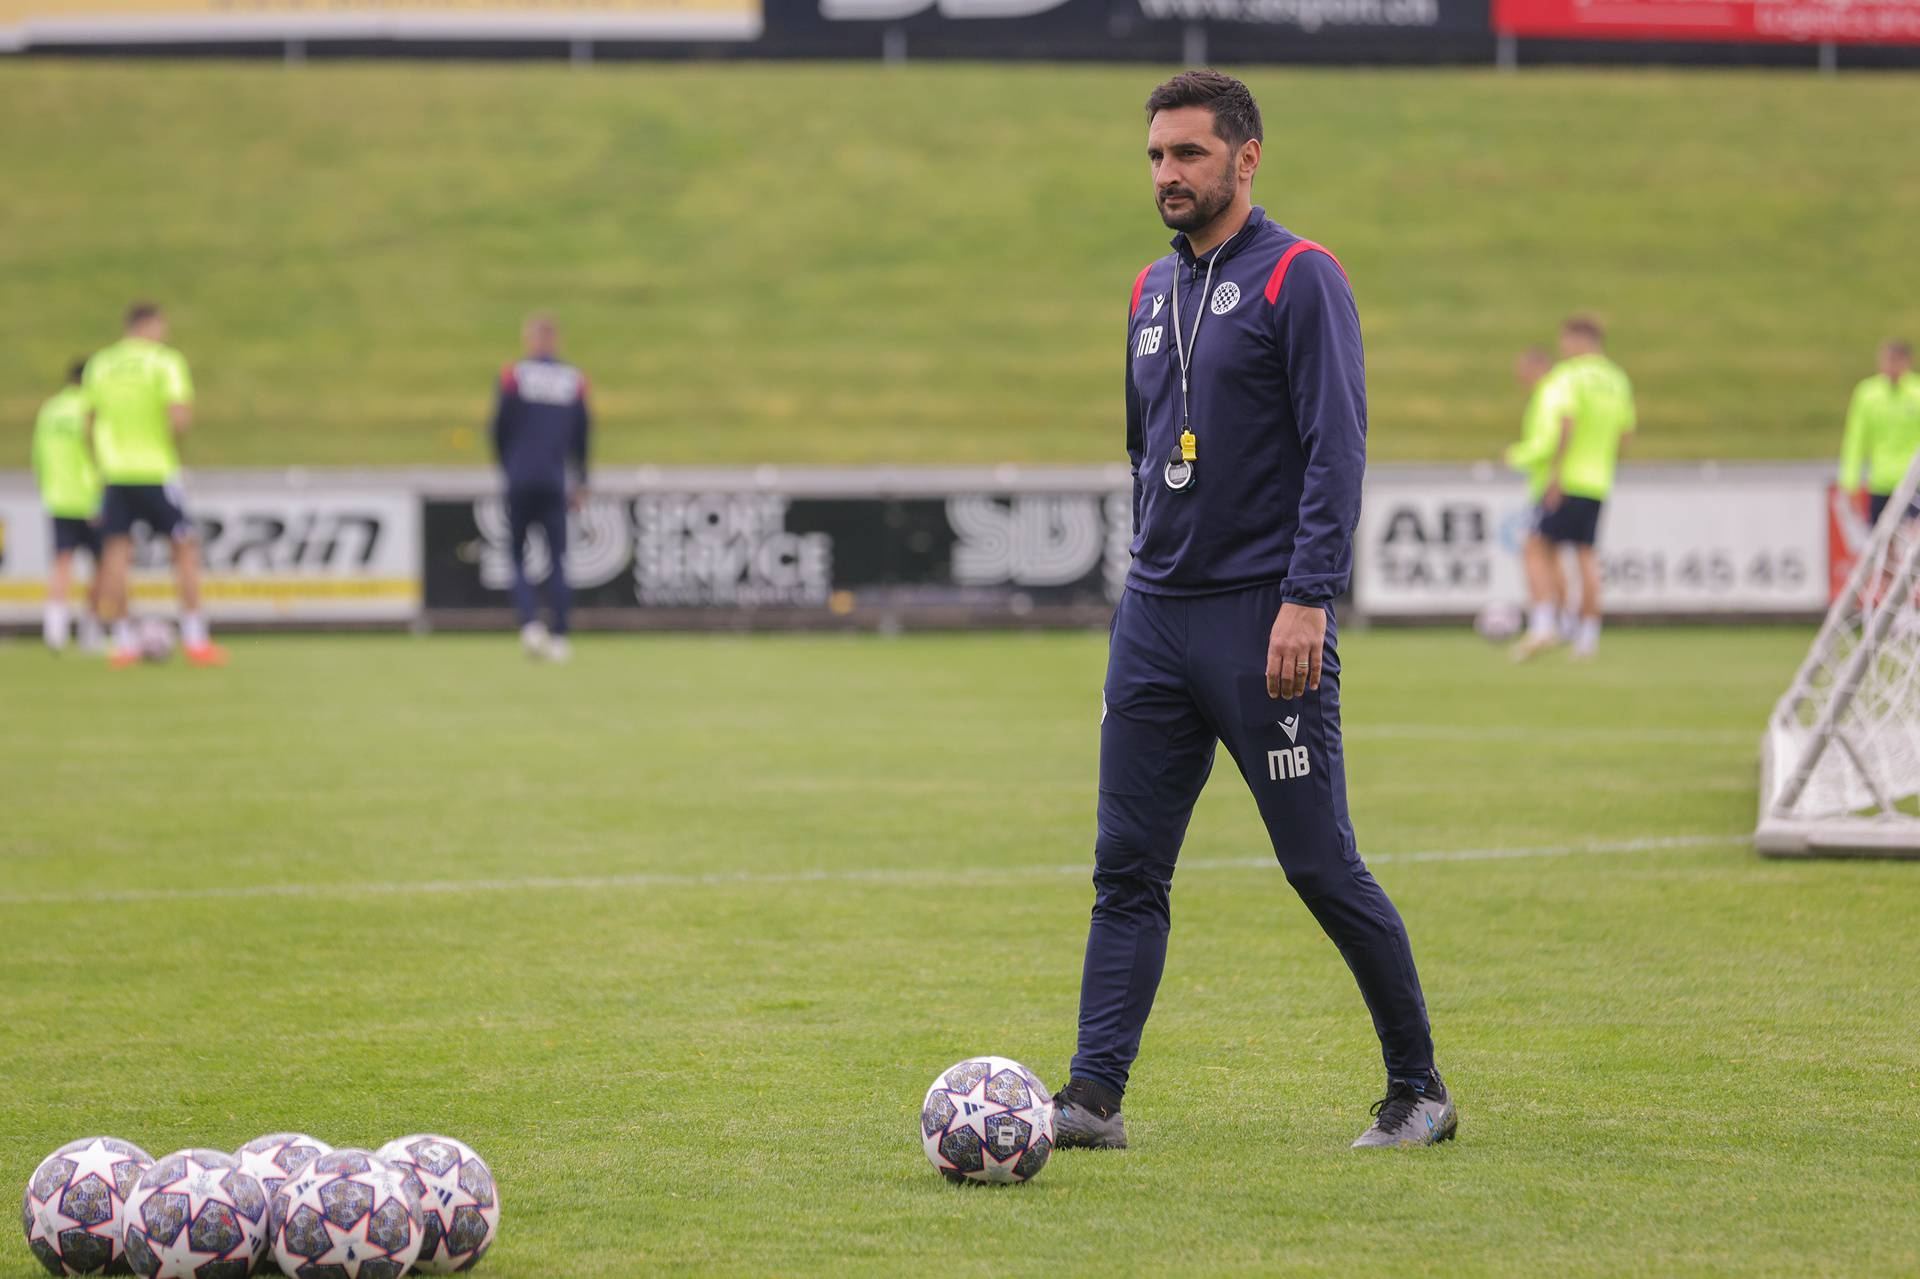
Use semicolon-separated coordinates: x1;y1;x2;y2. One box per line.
492;356;591;495
1124;205;1366;606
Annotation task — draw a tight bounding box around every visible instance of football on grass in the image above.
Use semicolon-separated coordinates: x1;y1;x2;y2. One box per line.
137;619;175;663
374;1135;498;1273
21;1136;153;1276
120;1149;267;1279
919;1056;1054;1185
233;1134;332;1201
267;1149;422;1279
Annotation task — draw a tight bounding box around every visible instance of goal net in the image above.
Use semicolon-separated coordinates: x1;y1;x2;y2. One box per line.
1757;451;1920;858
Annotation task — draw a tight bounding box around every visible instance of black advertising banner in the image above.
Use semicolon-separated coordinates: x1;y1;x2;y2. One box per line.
422;488;1135;626
761;0;1491;61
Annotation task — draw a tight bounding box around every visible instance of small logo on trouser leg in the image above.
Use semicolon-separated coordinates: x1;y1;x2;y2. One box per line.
1267;746;1310;781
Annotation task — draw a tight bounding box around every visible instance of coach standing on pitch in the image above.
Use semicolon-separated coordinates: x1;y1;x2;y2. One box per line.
491;312;590;663
1051;71;1454;1152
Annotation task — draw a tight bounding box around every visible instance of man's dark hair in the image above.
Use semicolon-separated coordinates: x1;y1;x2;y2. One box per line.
1146;70;1263;149
125;301;162;328
1563;314;1606;345
1886;339;1912;360
67;358;86;384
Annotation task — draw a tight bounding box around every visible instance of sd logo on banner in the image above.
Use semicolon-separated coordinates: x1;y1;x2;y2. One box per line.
421;485;1131;620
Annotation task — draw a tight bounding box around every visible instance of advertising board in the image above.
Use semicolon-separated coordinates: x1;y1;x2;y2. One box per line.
0;479;419;623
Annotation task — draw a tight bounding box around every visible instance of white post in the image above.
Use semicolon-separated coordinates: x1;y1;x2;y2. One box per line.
882;25;907;64
571;38;594;67
1818;41;1838;74
1182;23;1207;67
1497;32;1518;72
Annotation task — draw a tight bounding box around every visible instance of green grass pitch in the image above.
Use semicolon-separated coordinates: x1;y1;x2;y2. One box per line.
3;62;1919;470
3;625;1917;1275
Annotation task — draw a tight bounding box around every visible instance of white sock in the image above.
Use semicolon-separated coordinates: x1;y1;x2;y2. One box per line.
44;604;71;650
1575;617;1601;652
180;612;209;648
1528;604;1557;639
77;614;103;650
1560;609;1580;639
113;619;138;653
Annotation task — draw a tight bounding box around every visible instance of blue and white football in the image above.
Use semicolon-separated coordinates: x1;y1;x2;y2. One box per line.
920;1056;1055;1184
374;1135;499;1273
267;1149;422;1279
120;1149;268;1279
21;1136;153;1276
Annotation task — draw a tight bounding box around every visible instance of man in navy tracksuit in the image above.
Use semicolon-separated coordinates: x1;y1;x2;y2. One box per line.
1051;71;1457;1151
492;312;590;662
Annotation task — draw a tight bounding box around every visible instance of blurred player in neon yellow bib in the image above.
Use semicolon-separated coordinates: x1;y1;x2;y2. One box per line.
1499;345;1555;636
1836;339;1920;528
1505;315;1636;661
30;359;106;653
84;302;227;668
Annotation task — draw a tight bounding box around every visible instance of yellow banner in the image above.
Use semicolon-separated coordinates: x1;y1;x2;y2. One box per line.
0;578;419;604
0;0;762;39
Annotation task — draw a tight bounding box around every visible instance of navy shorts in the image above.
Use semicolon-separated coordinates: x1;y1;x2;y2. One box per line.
1868;492;1920;526
101;483;191;539
51;517;103;558
1534;495;1604;547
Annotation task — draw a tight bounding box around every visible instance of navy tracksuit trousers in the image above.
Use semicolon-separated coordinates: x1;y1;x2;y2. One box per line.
1071;582;1435;1096
506;487;572;636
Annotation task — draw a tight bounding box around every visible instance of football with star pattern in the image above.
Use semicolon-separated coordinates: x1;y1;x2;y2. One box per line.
919;1056;1054;1184
373;1135;498;1273
232;1135;332;1203
21;1136;154;1276
266;1149;421;1279
120;1149;267;1279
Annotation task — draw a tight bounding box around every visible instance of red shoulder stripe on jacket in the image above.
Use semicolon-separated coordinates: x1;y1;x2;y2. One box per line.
1263;241;1348;305
1130;263;1154;315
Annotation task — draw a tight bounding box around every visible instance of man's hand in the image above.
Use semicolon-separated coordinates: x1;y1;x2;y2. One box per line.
1543;479;1564;512
1267;601;1327;700
568;485;588;513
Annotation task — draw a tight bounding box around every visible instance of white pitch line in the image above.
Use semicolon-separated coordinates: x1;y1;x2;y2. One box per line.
0;833;1743;909
1350;724;1752;745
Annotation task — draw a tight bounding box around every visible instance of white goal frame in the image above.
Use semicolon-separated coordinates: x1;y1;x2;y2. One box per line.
1756;450;1920;858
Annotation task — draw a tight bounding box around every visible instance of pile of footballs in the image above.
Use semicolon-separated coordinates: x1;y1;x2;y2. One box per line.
21;1131;498;1278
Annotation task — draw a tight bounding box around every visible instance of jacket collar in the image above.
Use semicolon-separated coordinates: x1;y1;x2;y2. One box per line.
1172;205;1268;268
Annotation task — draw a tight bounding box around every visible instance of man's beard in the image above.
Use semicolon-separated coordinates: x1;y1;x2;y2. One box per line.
1157;161;1236;234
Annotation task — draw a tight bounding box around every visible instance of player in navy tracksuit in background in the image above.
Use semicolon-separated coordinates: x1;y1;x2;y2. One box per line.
492;312;590;663
1051;72;1457;1151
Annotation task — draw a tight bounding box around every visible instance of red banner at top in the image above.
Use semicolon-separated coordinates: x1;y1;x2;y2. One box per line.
1493;0;1920;43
